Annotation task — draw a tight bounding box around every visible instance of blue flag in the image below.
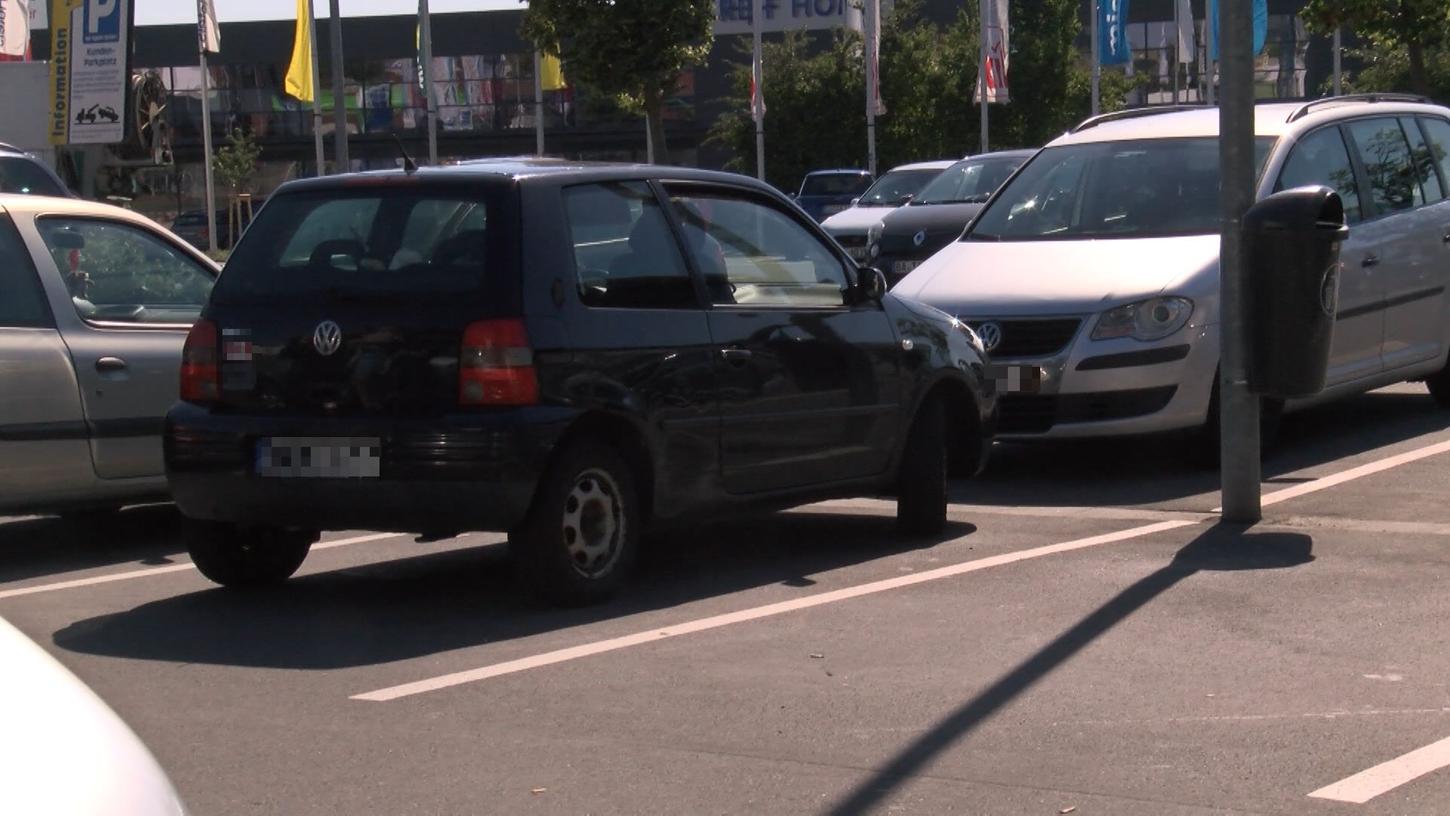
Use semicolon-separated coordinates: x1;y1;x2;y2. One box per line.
1099;0;1132;66
1208;0;1268;62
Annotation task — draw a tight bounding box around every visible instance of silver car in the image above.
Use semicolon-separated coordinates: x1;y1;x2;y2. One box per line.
896;96;1450;443
0;195;218;516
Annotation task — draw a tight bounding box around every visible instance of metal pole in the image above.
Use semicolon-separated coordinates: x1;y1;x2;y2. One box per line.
865;0;877;176
979;0;988;153
420;0;436;165
1332;26;1342;95
1173;0;1181;103
752;1;764;180
533;49;544;156
1090;0;1100;116
1218;0;1260;523
307;0;324;174
199;51;218;255
328;0;348;169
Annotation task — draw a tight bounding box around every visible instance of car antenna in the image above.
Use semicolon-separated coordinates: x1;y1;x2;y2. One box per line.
392;134;418;175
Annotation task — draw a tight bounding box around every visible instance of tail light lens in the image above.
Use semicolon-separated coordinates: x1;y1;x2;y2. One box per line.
459;319;539;407
180;319;220;404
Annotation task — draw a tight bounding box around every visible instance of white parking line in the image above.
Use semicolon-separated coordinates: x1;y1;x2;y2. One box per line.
1308;734;1450;804
352;519;1198;702
1249;438;1450;511
0;532;402;601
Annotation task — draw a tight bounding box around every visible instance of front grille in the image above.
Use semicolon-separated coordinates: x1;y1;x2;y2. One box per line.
834;234;868;249
998;386;1178;434
965;318;1082;358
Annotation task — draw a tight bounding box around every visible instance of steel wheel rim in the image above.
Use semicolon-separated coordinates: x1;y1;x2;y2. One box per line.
561;467;624;579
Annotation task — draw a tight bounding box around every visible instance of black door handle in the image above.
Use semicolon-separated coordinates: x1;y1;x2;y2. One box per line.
1442;229;1450;245
719;347;753;363
94;356;128;372
1362;255;1381;268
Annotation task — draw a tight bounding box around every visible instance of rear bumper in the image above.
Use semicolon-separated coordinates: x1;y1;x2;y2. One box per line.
164;403;574;533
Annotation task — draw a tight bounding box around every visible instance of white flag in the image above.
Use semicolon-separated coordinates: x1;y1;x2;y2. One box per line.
974;0;1009;104
1176;0;1193;63
197;0;221;53
750;42;765;121
0;0;28;57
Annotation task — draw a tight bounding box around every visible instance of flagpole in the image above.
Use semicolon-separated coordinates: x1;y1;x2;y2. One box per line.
752;0;763;181
1090;0;1100;115
307;0;324;173
978;0;987;153
328;0;348;169
864;0;877;177
1173;1;1180;103
419;0;436;165
1332;27;1342;95
533;49;544;156
199;49;218;254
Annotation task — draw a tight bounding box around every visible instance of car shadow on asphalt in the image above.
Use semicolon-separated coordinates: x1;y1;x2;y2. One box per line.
0;505;186;585
962;389;1450;508
52;512;974;670
823;523;1315;816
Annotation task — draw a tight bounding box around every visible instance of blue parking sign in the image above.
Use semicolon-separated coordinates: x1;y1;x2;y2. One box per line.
82;0;120;44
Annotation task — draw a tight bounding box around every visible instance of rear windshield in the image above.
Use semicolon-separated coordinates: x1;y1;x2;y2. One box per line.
0;157;66;196
213;187;514;303
914;157;1025;205
801;173;872;197
857;169;943;206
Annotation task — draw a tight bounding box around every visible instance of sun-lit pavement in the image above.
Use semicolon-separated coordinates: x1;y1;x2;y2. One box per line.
6;383;1450;815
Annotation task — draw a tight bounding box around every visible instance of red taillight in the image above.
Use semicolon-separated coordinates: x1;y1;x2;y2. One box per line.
459;319;539;407
180;319;220;404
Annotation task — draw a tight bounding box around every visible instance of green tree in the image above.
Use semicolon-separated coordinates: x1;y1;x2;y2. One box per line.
212;128;261;196
1301;0;1450;96
522;0;714;164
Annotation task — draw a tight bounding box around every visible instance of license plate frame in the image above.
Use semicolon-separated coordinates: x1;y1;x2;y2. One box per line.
254;437;382;478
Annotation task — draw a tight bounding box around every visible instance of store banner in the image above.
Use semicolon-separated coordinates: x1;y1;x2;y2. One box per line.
1208;0;1268;61
49;0;130;145
1099;0;1131;66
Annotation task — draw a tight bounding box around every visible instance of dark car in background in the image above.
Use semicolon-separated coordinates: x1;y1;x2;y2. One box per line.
794;168;874;221
165;160;997;606
171;201;263;251
869;150;1035;286
0;145;71;197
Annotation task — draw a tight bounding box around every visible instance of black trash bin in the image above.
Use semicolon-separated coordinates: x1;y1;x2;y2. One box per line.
1242;185;1349;398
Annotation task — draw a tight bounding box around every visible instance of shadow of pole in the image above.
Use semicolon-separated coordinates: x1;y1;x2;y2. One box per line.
826;523;1314;816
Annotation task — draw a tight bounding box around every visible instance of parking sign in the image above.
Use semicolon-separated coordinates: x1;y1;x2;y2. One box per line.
48;0;129;144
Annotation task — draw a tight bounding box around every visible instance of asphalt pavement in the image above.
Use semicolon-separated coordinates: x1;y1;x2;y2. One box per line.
5;382;1450;815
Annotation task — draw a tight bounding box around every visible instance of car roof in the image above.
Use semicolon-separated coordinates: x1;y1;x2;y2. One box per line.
944;149;1038;168
0;194;220;267
276;158;780;196
888;160;957;172
805;168;871;177
1051;98;1450;146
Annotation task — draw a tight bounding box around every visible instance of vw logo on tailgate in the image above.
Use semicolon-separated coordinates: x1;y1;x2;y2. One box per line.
313;320;343;356
975;321;1003;353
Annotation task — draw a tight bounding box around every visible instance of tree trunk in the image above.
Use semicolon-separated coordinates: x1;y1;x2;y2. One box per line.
643;86;669;165
1407;40;1430;97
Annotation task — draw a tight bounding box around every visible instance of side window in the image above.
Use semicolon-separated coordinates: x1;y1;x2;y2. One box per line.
563;181;697;309
1345;118;1419;216
0;216;50;328
1276;126;1364;224
1418;117;1450;202
1402;118;1444;203
668;190;848;308
36;218;215;325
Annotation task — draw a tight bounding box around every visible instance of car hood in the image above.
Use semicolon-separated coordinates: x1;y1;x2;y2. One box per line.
880;202;986;239
893;235;1222;318
822;205;896;234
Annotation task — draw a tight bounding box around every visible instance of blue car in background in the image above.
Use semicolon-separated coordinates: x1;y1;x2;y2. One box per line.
793;168;873;222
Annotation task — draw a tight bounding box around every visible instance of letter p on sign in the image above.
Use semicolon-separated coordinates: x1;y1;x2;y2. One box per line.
87;0;117;34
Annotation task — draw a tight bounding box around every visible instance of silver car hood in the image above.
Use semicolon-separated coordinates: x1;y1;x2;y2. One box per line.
821;205;896;234
893;235;1222;319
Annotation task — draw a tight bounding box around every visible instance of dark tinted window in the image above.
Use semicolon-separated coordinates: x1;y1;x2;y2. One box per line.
1421;118;1450;198
0;157;65;196
564;181;697;309
1346;118;1418;216
858;169;943;206
914;157;1024;205
214;188;511;303
801;173;872;197
1277;126;1364;224
37;218;214;324
0;216;49;327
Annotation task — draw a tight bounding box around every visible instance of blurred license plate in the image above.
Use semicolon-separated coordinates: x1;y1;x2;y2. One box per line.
990;365;1043;394
846;246;868;261
892;260;920;276
255;437;381;478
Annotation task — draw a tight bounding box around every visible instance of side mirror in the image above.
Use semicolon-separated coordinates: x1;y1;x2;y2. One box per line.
849;197;861;206
856;266;888;303
789;192;798;200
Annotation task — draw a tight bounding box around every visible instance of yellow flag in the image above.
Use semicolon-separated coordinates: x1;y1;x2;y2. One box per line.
540;53;565;91
284;0;314;103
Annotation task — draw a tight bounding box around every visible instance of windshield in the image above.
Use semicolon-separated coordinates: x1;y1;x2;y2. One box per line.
968;137;1277;241
856;169;945;206
801;173;872;197
214;187;514;303
914;157;1025;205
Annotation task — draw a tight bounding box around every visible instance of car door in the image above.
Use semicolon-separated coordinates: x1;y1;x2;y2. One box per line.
0;212;93;510
22;214;216;480
662;182;901;494
1276;123;1383;386
1343;116;1446;373
1418;115;1450;363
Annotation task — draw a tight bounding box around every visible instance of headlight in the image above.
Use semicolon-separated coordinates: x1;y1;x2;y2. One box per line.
955;319;986;355
867;222;884;258
1091;297;1194;341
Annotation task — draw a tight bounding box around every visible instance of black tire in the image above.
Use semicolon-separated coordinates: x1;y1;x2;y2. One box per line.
1190;379;1283;468
897;398;948;537
1427;362;1450;408
510;442;640;607
185;519;315;588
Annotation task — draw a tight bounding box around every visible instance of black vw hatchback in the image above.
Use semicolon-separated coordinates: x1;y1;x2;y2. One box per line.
166;160;996;605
